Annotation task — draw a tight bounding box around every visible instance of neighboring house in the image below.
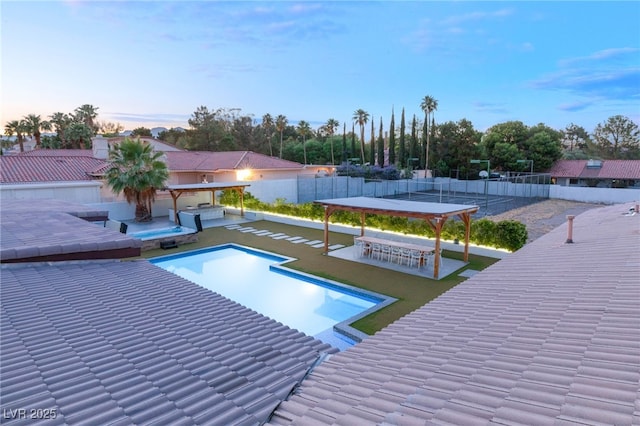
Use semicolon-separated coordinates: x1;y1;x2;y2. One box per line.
102;135;183;153
549;159;640;188
163;150;329;184
0;153;107;202
0;138;334;205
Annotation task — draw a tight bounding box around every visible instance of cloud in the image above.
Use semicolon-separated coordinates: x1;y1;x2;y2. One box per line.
441;8;514;26
473;102;509;114
104;112;190;125
531;48;640;102
558;101;593;112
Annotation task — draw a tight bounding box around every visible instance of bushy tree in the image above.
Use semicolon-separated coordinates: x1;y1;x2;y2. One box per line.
593;115;640;159
131;127;152;137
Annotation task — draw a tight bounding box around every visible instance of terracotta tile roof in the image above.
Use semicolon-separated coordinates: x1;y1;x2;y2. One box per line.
598;160;640;179
0;259;336;424
107;136;183;152
0;156;108;183
268;202;640;425
549;160;640;179
16;149;92;157
0;200;135;262
164;151;303;172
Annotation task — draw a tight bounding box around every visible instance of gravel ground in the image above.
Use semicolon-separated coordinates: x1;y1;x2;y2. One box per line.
487;199;604;242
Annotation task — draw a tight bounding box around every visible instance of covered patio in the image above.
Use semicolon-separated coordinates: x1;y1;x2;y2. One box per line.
165;182;250;224
314;196;479;279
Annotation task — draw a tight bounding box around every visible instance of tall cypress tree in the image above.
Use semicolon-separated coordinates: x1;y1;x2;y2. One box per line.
369;118;375;165
410;114;418;169
377;116;384;167
342;122;347;163
389;108;396;166
399;108;406;168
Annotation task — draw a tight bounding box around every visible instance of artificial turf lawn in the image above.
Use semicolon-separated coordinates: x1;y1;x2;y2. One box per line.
140;220;499;336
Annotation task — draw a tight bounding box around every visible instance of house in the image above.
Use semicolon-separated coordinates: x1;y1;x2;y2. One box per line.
0;137;333;205
549;159;640;188
1;199;638;424
0;151;107;202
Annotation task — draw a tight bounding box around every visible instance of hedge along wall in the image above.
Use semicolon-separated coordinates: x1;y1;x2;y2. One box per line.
220;191;528;252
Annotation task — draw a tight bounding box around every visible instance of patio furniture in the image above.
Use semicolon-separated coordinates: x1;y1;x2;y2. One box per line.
370;243;383;260
409;249;423;268
390;246;402;264
355;236;434;269
381;244;392;262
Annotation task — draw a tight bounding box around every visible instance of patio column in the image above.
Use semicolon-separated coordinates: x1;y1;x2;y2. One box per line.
433;217;446;279
360;212;366;236
168;190;183;224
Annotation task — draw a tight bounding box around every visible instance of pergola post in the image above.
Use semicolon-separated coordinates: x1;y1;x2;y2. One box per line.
169;190;182;223
360;212;366;236
431;217;447;279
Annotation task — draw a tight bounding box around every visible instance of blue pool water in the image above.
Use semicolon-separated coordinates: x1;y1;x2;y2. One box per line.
151;245;385;347
130;226;193;240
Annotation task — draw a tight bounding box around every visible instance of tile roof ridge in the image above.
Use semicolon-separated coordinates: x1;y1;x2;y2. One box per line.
234;151;250;169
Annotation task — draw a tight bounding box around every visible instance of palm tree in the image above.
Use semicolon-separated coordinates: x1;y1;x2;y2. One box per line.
261;113;274;156
297;120;311;164
74;104;99;135
4;120;28;152
22;114;52;148
325;118;340;165
105;137;169;222
275;114;288;158
420;95;438;174
352;109;369;164
49;112;73;146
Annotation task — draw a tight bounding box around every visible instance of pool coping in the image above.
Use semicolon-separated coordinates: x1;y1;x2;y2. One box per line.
149;243;397;345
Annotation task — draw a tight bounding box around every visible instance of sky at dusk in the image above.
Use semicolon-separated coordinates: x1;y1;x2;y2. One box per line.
2;1;639;134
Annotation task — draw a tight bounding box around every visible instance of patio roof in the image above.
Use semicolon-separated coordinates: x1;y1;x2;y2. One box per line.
164;182;251;223
314;197;479;278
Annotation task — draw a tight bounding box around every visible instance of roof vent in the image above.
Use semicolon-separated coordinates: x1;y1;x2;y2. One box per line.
586;159;602;168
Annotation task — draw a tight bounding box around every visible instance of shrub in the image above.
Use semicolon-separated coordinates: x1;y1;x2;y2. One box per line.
495;220;528;251
219;191;528;252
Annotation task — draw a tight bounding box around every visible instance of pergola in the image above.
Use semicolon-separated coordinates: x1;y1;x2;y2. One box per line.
165;182;251;223
314;196;479;279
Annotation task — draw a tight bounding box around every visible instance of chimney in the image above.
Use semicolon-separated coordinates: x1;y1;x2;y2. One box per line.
565;215;575;244
92;135;109;159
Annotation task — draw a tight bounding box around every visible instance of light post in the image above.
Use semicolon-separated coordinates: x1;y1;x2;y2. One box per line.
517;159;534;197
517;159;533;175
471;159;490;215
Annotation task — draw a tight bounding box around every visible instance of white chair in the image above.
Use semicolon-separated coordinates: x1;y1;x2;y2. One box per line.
399;248;412;266
409;249;423;268
424;252;435;269
390;246;402;263
380;244;391;262
370;243;382;260
353;238;365;258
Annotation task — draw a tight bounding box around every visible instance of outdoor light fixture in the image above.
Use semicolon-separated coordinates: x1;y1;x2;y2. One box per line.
470;159;490;215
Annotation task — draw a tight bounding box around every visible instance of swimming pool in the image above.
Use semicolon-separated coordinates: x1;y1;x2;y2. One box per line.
130;226;195;241
150;244;395;348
